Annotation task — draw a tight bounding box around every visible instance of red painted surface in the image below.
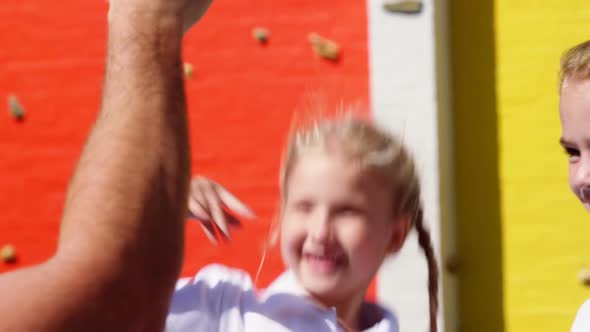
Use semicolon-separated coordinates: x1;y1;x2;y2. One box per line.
0;0;372;296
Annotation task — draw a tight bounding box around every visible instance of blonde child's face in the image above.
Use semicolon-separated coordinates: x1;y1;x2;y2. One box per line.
279;146;408;305
560;77;590;211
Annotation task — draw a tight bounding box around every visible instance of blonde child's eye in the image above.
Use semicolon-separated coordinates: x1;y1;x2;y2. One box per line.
293;200;314;213
564;147;580;159
334;206;364;217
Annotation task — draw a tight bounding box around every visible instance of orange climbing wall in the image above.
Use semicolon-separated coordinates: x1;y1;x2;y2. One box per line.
0;0;371;293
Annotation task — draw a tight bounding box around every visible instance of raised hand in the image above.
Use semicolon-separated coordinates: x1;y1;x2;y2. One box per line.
188;176;256;244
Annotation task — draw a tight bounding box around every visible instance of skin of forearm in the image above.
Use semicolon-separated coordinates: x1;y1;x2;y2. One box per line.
58;11;191;325
60;10;189;278
0;11;191;332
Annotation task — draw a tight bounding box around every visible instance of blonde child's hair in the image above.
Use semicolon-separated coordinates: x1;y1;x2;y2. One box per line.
278;115;439;332
560;40;590;90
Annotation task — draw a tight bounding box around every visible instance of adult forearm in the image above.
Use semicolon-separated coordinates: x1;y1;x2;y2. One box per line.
55;10;190;327
0;0;218;330
0;12;191;332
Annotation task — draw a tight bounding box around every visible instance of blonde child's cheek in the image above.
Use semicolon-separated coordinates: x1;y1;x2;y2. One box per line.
280;224;306;258
341;230;367;250
341;221;373;245
570;165;579;193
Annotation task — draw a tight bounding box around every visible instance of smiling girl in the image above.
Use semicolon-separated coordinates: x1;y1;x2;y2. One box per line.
166;117;438;332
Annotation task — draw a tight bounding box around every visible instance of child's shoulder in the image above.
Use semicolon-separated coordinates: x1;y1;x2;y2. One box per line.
166;264;257;332
572;299;590;332
175;263;254;291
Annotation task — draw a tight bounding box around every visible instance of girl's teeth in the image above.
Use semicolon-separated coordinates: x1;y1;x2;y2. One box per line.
305;253;341;273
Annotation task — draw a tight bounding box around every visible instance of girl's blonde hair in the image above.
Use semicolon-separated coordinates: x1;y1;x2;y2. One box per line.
279;115;439;332
560;40;590;90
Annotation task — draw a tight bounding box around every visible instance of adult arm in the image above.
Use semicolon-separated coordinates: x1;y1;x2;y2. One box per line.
0;1;212;331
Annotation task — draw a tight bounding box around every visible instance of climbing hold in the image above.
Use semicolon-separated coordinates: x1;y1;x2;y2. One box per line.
579;269;590;286
7;94;25;121
308;33;341;61
252;27;269;44
445;254;460;275
183;62;194;79
1;244;17;264
383;1;423;14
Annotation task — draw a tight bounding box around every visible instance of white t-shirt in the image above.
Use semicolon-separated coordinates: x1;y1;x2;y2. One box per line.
165;264;399;332
572;299;590;332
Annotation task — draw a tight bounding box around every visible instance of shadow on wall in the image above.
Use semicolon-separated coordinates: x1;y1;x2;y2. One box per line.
449;0;505;331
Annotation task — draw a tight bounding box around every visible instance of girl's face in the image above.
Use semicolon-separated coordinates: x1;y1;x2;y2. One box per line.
560;77;590;211
279;147;410;305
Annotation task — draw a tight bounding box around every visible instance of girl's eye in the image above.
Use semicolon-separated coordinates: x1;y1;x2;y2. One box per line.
564;147;580;159
334;206;364;217
293;200;313;213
